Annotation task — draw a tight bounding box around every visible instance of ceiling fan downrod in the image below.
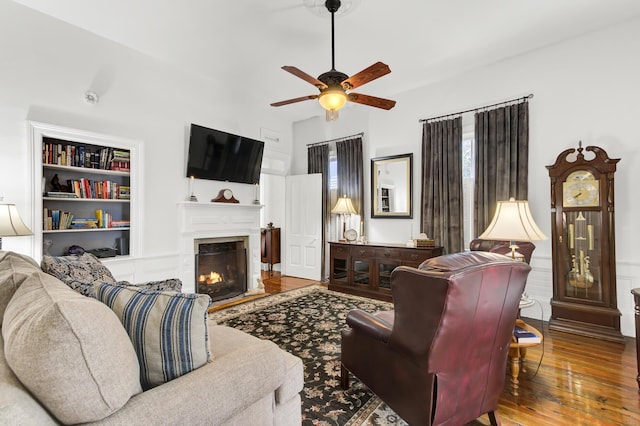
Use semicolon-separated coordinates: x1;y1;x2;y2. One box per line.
326;0;341;71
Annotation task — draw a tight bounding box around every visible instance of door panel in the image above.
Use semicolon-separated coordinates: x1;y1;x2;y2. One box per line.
285;174;322;280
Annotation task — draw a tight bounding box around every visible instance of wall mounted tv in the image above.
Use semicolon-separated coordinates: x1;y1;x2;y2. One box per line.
186;124;264;184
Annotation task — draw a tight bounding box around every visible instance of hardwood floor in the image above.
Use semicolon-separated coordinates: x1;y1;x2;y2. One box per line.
224;272;640;425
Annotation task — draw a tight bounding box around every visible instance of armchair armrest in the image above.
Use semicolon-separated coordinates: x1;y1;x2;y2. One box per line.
346;309;393;343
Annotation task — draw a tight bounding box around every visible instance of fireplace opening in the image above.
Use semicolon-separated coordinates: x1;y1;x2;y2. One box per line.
195;239;247;302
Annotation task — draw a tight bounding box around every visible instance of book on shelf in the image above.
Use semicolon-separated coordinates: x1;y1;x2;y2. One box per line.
46;191;78;199
513;325;541;344
70;218;98;229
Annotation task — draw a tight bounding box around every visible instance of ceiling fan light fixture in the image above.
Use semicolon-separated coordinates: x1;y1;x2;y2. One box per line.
318;88;347;111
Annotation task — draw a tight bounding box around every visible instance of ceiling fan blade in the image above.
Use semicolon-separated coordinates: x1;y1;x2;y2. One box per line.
271;94;319;107
347;93;396;110
341;62;391;90
282;66;327;89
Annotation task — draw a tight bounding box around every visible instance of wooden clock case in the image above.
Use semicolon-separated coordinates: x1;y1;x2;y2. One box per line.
546;143;624;343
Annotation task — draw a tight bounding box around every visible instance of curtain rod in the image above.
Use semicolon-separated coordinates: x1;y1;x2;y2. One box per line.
306;132;364;147
419;94;534;123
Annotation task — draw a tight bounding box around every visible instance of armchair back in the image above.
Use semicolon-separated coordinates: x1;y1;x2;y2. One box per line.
341;251;531;425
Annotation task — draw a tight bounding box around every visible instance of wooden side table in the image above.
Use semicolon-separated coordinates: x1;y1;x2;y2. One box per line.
632;289;640;391
508;319;543;396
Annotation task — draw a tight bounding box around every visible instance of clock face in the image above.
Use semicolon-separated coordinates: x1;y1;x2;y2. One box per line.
563;179;599;207
344;228;358;242
223;189;233;199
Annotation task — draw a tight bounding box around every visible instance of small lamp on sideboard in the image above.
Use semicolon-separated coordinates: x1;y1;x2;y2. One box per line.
331;195;357;241
0;198;33;249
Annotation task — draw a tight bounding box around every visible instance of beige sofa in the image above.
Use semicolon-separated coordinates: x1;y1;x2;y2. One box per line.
0;251;303;425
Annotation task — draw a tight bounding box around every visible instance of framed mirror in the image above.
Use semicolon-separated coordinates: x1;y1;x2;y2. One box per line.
371;153;412;218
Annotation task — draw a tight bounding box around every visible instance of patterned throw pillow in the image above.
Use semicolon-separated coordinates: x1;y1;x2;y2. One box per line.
41;253;116;297
94;282;212;389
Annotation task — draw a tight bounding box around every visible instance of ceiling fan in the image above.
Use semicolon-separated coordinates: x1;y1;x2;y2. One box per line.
271;0;396;120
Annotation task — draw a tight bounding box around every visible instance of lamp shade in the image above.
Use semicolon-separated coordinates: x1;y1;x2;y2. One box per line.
0;203;32;238
318;89;347;112
331;196;357;215
478;198;546;242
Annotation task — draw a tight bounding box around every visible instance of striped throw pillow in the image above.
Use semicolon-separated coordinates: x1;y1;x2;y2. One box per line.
94;282;212;389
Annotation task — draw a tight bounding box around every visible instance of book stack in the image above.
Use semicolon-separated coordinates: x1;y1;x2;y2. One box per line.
513;325;541;344
109;150;131;171
415;238;436;248
70;218;99;229
46;191;78;199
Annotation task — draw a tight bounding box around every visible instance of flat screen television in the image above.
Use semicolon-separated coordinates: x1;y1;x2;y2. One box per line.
186;124;264;184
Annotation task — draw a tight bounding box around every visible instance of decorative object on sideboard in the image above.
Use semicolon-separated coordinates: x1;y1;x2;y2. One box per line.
478;198;547;261
0;198;33;249
187;176;198;202
211;189;239;203
331;195;357;241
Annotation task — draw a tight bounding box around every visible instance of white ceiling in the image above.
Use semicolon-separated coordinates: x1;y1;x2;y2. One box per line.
12;0;640;123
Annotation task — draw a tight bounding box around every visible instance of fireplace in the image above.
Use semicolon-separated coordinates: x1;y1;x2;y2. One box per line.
178;201;264;296
195;237;248;302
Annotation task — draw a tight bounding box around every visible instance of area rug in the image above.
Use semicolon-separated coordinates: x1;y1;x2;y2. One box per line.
209;285;409;425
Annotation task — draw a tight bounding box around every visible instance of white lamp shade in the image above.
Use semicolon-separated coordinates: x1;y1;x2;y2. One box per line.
0;203;33;237
478;198;546;242
318;89;347;111
331;196;357;215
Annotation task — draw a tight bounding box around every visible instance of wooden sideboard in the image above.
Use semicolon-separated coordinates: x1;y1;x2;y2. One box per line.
329;241;443;302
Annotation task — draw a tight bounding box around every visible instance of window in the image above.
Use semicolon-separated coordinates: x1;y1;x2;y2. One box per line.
461;113;475;250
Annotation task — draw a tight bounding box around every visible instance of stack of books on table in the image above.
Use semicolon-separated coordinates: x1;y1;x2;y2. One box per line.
415;239;436;248
513;325;541;344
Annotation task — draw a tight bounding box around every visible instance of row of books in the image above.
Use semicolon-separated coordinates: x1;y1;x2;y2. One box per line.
95;209;130;229
43;208;130;230
46;179;129;200
43;209;74;230
42;140;130;171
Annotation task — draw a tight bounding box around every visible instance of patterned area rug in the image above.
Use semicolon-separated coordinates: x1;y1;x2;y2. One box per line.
209;285;409;425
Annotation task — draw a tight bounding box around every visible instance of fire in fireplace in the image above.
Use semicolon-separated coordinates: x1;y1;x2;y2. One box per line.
195;238;247;302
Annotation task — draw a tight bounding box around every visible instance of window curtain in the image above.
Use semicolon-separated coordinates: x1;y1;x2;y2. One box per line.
335;137;364;215
474;101;529;235
421;117;464;254
308;144;330;280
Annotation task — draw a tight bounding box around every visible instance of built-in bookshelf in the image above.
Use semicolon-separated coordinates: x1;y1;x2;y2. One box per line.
30;122;141;259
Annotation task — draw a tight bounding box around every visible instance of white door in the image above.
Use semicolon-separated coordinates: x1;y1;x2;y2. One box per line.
284;174;322;281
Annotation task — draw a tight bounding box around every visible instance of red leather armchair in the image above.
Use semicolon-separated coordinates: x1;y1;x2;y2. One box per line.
340;251;531;425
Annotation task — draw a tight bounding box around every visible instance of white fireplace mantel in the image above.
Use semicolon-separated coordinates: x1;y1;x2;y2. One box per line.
178;201;263;294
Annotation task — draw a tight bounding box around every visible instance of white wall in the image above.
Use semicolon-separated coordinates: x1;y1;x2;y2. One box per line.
0;1;292;278
292;17;640;336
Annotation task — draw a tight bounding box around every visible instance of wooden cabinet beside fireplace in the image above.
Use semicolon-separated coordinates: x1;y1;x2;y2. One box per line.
329;242;443;302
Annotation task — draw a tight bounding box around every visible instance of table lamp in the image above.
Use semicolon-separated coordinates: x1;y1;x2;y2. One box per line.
478;197;547;260
331;195;357;241
0;199;33;249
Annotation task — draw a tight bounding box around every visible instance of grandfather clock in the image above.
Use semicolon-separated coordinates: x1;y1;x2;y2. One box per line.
546;143;624;343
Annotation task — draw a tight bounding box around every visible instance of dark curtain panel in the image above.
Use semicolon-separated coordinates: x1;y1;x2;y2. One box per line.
474;101;529;235
421;117;463;254
308;144;330;280
336;137;364;215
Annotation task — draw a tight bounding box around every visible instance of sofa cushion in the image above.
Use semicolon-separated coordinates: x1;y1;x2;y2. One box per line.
94;282;212;390
41;253;117;297
0;251;40;326
2;268;142;424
